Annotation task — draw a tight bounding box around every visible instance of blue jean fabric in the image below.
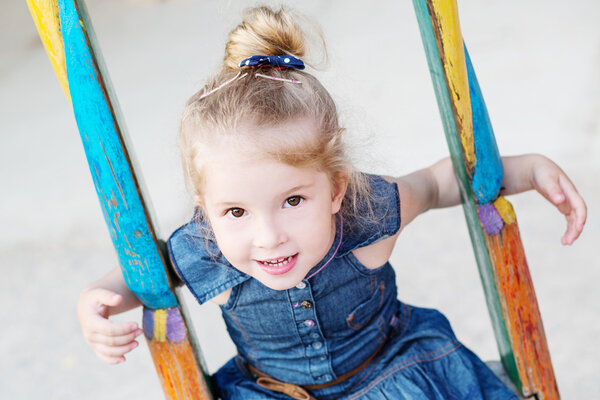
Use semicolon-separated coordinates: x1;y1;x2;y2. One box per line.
168;174;517;399
213;304;517;399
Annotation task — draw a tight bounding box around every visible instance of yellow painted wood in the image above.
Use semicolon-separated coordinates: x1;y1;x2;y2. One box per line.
494;196;516;224
26;0;71;102
428;0;475;171
153;309;168;342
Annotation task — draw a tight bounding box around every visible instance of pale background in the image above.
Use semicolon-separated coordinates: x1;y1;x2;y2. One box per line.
1;0;598;398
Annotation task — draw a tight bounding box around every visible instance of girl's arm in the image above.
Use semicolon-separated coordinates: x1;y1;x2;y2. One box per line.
353;154;586;269
77;267;143;364
397;154;587;244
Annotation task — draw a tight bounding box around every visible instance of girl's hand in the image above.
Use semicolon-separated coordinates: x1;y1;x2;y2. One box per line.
528;155;587;245
77;287;143;364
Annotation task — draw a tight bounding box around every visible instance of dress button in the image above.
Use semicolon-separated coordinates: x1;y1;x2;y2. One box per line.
319;355;327;361
323;374;332;381
304;319;315;327
296;281;307;289
301;300;312;309
312;341;323;349
311;332;320;339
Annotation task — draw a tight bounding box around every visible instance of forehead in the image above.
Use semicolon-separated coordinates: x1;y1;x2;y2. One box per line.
202;148;329;202
199;117;324;175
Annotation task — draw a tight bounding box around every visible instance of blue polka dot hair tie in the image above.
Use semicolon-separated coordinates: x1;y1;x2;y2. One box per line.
239;55;305;70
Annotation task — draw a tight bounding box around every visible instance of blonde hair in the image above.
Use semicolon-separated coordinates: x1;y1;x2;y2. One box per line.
180;6;369;219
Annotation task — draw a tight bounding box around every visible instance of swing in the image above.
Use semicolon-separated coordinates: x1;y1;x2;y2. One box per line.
27;0;560;398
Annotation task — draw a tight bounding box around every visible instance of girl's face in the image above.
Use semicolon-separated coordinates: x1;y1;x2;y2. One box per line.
200;124;345;291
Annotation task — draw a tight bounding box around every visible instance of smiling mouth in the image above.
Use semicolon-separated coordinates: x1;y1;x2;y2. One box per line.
257;254;298;275
260;256;293;266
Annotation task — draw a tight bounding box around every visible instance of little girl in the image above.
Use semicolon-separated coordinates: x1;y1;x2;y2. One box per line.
78;6;587;399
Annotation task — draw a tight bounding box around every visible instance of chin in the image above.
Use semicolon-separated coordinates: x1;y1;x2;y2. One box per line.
255;277;302;290
259;279;297;291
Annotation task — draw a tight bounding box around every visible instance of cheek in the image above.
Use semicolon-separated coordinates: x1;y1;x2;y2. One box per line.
210;222;248;263
291;205;333;245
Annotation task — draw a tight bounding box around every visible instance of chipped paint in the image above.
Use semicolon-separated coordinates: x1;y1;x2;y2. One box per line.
57;0;176;309
485;222;560;399
113;211;121;232
147;335;212;400
426;0;475;172
124;248;139;258
31;1;213;397
99;138;128;210
142;306;210;398
414;0;560;397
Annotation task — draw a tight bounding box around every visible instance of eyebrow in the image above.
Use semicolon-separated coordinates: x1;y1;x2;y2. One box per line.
284;183;314;195
214;201;244;208
213;183;315;208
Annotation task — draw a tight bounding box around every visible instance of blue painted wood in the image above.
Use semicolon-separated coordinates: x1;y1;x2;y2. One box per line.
58;0;177;309
412;0;517;378
465;45;504;204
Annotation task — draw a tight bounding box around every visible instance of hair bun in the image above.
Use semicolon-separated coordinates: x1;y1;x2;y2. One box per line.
224;6;306;70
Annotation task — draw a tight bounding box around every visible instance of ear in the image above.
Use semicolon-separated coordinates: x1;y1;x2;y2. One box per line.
331;173;349;214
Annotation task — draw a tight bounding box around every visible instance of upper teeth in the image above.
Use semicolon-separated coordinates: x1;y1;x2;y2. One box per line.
263;256;293;266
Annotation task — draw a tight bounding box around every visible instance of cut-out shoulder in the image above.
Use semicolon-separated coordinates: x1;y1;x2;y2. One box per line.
210;288;232;305
351;234;399;269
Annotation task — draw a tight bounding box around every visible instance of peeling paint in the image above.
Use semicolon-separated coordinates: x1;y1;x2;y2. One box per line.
486;223;560;399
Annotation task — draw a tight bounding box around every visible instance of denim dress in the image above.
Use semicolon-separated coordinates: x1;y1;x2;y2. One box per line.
168;174;517;400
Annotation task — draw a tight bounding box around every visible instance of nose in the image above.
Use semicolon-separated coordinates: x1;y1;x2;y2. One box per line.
253;215;287;249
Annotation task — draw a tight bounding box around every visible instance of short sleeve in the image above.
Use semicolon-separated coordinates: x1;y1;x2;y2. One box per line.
167;214;250;305
338;173;401;256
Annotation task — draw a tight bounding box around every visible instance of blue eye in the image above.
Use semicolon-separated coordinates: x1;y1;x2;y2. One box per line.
285;196;303;207
227;208;246;218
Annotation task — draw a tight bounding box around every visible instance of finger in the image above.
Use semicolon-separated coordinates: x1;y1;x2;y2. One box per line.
541;181;566;206
92;289;124;308
561;213;578;245
97;353;126;365
538;184;575;244
94;341;139;358
562;213;586;245
89;328;143;346
558;203;580;245
564;188;587;231
558;175;587;244
90;318;140;337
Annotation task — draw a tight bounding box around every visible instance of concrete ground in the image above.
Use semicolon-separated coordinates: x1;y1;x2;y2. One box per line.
1;0;598;398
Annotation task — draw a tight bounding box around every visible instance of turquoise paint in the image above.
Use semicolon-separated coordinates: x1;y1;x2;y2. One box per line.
58;0;177;309
412;0;519;387
464;45;504;204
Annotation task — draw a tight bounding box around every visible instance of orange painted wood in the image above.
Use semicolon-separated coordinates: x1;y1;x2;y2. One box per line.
146;337;212;400
485;220;560;400
414;0;561;396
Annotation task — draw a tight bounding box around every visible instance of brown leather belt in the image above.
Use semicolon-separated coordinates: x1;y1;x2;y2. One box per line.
246;339;386;400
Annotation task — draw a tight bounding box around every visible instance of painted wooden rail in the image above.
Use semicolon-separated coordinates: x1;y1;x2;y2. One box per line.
26;1;213;398
412;0;560;399
28;0;561;398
